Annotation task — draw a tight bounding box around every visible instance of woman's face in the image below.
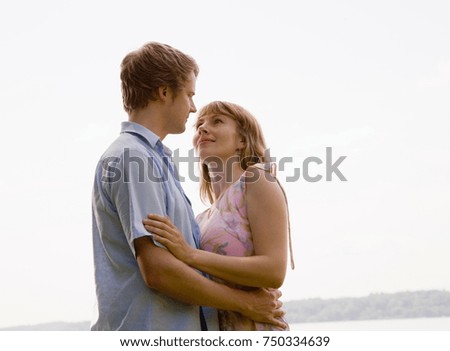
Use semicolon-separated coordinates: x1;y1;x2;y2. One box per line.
193;114;244;163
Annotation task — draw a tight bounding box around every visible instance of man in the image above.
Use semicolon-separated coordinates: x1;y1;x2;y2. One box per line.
91;42;285;330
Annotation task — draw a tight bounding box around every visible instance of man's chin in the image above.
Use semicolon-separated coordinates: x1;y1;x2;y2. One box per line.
173;126;186;135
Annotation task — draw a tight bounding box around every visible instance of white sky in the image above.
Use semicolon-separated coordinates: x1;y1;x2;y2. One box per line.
0;0;449;328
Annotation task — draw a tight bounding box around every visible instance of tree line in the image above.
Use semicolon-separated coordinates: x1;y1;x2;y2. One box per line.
284;290;450;323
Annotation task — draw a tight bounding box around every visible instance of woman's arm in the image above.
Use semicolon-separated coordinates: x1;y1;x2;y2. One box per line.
144;168;289;288
134;235;287;329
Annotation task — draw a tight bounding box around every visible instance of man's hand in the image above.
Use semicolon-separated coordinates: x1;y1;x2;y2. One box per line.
135;236;287;329
238;288;287;329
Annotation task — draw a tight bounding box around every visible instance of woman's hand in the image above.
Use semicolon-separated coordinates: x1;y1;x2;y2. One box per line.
143;214;195;263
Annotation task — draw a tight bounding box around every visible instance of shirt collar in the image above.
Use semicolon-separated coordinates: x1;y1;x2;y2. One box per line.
120;121;172;156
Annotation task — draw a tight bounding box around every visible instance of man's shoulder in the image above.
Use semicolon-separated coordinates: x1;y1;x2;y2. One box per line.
100;133;154;161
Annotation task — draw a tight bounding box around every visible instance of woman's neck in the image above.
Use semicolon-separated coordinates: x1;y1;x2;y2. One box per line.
207;158;245;200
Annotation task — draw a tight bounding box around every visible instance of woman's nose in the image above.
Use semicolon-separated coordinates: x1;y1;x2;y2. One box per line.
198;125;208;134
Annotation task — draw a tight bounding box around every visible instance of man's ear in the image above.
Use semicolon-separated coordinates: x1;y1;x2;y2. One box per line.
158;86;168;101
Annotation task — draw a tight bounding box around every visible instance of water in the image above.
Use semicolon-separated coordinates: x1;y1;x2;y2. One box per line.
1;317;449;331
290;317;450;331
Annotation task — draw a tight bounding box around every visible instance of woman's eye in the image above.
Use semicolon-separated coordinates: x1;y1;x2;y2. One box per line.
214;119;223;124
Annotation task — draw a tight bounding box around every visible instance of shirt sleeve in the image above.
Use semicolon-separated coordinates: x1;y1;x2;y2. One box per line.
108;148;167;256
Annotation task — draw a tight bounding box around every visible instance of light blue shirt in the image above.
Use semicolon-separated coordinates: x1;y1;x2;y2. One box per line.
91;121;218;330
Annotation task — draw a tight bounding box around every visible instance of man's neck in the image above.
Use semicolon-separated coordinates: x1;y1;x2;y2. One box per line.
129;105;167;140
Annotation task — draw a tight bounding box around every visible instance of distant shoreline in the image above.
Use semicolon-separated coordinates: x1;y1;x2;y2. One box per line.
284;289;450;323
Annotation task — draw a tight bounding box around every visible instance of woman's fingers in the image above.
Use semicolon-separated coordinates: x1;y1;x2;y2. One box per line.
144;224;175;243
147;213;166;221
144;224;165;236
150;233;167;244
143;219;172;233
147;214;176;229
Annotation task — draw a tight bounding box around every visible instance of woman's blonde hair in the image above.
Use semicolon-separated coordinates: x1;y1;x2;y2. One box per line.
196;101;268;204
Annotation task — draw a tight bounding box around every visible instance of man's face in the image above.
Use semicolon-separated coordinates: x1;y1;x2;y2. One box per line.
165;71;197;135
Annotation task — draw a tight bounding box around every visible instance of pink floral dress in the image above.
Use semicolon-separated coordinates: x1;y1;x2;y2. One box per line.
196;173;288;331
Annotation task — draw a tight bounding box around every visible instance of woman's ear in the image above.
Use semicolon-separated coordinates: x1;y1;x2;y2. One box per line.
240;136;246;148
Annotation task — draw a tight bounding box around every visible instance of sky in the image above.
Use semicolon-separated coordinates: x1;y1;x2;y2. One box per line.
0;0;449;328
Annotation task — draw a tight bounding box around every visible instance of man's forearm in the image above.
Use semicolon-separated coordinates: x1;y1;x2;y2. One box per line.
135;236;246;311
135;236;285;328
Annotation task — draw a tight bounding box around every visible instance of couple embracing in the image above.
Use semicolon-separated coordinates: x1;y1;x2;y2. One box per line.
91;42;294;331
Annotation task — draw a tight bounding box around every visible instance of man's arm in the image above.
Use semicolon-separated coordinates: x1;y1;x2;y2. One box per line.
134;236;286;329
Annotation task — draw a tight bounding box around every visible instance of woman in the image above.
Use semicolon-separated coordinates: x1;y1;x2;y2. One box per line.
144;101;294;330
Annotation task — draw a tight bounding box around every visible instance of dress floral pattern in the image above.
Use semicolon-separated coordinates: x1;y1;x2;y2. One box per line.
197;174;288;331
